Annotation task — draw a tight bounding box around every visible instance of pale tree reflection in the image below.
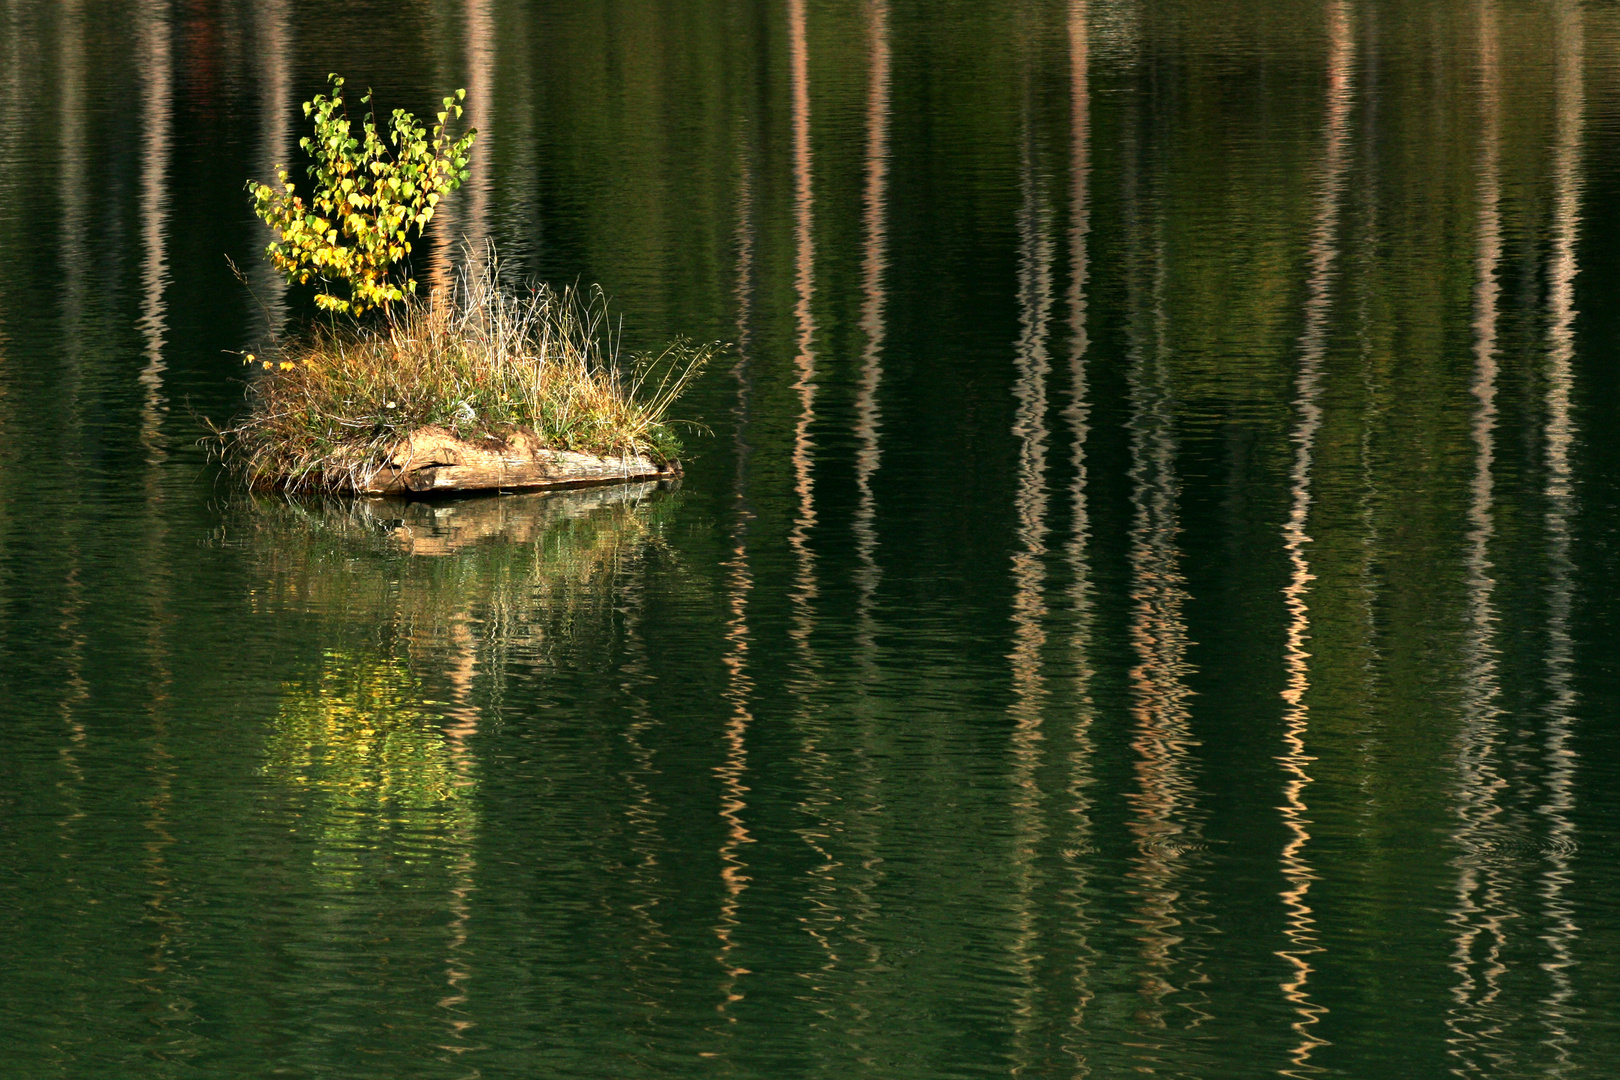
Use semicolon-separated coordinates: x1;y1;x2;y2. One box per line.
427;0;494;292
1275;2;1353;1073
57;0;88;417
780;0;847;1009
54;559;90;852
838;0;895;1047
1059;0;1099;1067
711;129;760;1027
1006;1;1058;1064
1540;0;1583;1066
711;425;755;1027
788;0;821;652
136;0;172;469
0;6;19;179
0;5;27;354
753;4;901;1055
1340;43;1387;834
436;613;482;1058
1122;114;1210;1039
50;0;91;887
503;9;543;269
1008;19;1056;753
462;0;495;256
134;0;183;1045
1445;2;1516;1071
616;575;676;1024
853;0;891;663
249;0;292;342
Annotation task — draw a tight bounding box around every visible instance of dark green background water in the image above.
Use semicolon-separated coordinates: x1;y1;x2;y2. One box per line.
4;0;1620;1076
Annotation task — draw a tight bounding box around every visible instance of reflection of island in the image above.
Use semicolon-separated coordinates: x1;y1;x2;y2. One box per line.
241;483;677;653
242;484;676;1055
332;481;666;557
246;483;678;865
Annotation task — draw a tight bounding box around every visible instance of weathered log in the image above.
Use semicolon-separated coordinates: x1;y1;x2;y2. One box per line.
347;427;679;497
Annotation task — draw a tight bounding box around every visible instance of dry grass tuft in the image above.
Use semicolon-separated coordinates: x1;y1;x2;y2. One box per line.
214;247;712;493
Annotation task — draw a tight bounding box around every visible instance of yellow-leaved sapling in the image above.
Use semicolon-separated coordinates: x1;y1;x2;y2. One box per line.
248;74;476;316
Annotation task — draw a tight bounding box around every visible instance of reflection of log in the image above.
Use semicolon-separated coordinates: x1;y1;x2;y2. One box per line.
351;427;679;496
351;482;663;556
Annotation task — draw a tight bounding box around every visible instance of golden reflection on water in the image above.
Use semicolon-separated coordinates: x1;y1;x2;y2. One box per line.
779;0;848;1016
788;0;820;649
712;127;760;1027
1445;2;1514;1072
1059;0;1099;1068
713;457;756;1019
1006;5;1057;1062
136;543;179;1041
1275;3;1354;1073
1009;18;1056;742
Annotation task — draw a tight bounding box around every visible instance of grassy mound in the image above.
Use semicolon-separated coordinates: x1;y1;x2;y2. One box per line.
218;250;711;493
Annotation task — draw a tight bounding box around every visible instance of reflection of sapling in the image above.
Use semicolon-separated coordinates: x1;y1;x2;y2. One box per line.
248;74;476;315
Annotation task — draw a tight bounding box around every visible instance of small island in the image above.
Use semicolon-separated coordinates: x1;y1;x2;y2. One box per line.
217;75;707;497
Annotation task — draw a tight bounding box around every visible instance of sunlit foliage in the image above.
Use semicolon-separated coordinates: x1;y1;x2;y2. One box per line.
248;74;476;315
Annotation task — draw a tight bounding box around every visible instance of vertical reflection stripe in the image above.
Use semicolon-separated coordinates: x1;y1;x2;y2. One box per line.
1275;4;1354;1074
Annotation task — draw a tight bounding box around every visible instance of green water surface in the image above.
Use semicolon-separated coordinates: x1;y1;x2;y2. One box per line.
4;1;1620;1076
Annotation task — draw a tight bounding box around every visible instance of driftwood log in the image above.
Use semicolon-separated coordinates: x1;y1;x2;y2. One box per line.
348;427;679;497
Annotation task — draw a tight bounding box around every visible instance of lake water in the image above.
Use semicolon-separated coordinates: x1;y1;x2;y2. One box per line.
5;1;1620;1076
